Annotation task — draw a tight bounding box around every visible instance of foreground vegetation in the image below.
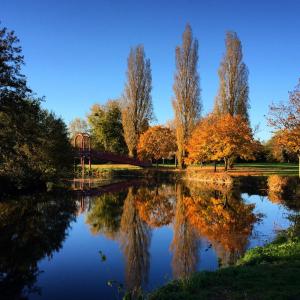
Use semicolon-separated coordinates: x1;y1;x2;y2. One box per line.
150;229;300;300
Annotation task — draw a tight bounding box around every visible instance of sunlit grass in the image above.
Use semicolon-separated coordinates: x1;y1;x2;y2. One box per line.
89;164;142;170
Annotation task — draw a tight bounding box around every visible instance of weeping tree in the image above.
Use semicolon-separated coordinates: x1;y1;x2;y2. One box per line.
121;45;153;157
214;31;250;122
173;24;201;169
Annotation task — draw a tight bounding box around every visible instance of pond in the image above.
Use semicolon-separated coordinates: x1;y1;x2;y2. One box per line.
1;176;299;299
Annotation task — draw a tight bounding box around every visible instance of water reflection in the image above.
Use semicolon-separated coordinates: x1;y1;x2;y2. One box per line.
82;178;263;283
86;191;126;239
1;176;299;299
186;181;257;266
170;183;199;279
0;193;76;300
268;175;300;206
135;184;175;228
119;187;151;296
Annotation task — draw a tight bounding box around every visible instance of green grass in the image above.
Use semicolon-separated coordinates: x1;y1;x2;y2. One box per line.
89;164;142;170
190;162;299;176
149;235;300;300
235;162;298;169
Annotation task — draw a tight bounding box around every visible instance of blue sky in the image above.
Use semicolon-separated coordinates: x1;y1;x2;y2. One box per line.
1;0;300;140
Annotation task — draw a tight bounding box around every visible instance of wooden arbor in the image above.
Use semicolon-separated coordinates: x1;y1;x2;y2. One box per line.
74;133;91;177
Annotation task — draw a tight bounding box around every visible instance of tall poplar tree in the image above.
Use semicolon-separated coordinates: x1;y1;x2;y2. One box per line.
173;24;201;168
214;32;249;121
121;45;153;157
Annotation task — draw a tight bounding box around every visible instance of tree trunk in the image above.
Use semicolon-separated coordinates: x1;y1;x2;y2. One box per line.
224;158;228;171
214;161;217;172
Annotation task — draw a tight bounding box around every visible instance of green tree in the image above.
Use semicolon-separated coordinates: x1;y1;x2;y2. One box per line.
87;100;128;154
0;24;73;190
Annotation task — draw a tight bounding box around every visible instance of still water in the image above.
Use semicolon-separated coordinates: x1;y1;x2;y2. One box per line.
1;176;299;299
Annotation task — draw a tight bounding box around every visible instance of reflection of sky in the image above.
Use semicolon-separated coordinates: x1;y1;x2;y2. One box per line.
243;193;292;248
30;188;295;299
31;215;125;300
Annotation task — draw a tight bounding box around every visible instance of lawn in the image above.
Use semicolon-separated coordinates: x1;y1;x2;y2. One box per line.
149;234;300;300
89;164;142;171
189;162;299;176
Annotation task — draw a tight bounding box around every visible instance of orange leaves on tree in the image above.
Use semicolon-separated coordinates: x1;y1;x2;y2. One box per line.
186;114;258;166
137;125;177;161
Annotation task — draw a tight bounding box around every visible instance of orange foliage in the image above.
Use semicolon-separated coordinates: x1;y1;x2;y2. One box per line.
137;125;177;161
184;190;257;254
273;128;300;158
135;186;175;227
267;175;289;204
186;114;258;166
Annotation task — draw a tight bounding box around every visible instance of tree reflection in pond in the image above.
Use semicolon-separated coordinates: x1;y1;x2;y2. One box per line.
135;185;176;228
268;175;300;206
185;182;258;266
0;193;76;300
85;191;127;239
170;183;199;279
84;180;260;284
119;187;151;296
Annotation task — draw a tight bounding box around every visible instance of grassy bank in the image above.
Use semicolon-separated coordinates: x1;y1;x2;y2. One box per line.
188;162;299;176
149;232;300;300
79;162;298;176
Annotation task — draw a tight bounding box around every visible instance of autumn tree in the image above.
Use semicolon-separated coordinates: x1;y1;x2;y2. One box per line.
187;114;257;171
121;45;153;157
214;32;249;122
268;79;300;175
87;100;128;154
68;117;89;140
173;24;201;169
137;125;177;164
265;132;298;162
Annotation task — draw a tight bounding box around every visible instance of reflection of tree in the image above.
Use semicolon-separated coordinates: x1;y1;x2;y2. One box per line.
268;175;300;207
170;183;199;279
119;187;151;295
0;193;76;299
85;191;127;239
135;185;175;228
185;183;257;266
